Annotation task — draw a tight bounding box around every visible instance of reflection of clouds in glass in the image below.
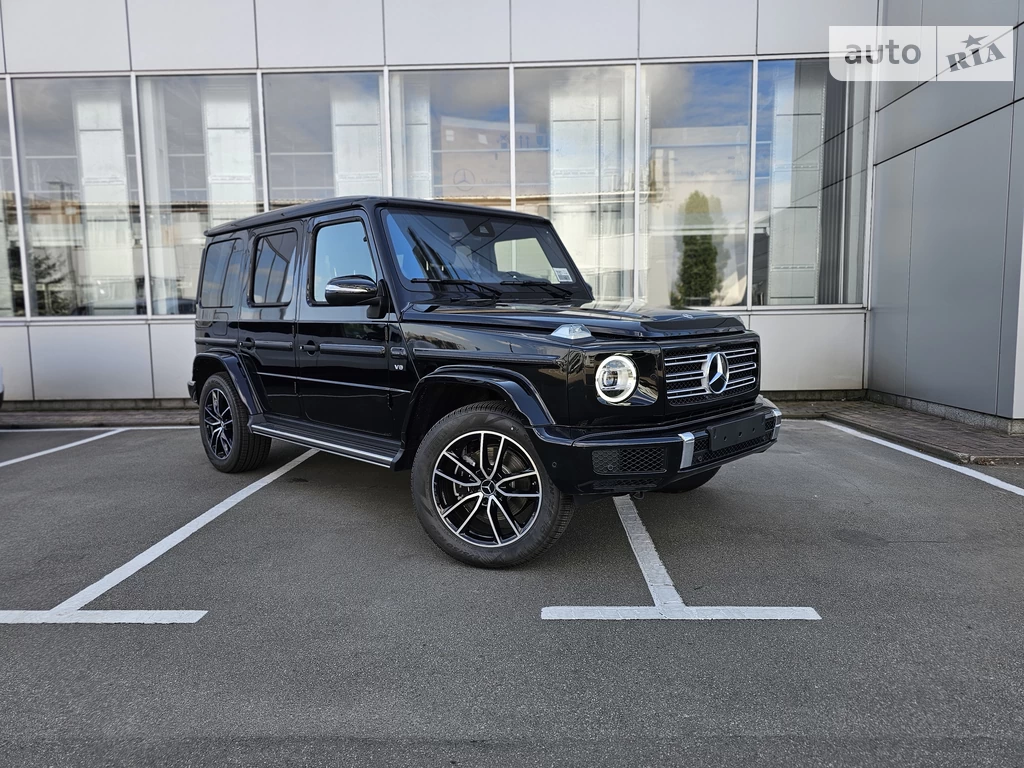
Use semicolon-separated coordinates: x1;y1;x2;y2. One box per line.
642;62;752;308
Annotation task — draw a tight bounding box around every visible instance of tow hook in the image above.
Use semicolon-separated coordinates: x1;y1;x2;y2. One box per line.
630;491;645;501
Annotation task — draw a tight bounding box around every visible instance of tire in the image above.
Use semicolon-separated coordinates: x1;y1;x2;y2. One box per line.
199;373;272;473
656;467;719;494
411;401;575;568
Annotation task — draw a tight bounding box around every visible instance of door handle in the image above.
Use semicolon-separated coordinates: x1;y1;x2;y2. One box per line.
300;340;319;355
239;337;255;351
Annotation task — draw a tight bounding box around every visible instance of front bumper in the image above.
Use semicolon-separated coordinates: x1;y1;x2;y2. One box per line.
532;398;782;496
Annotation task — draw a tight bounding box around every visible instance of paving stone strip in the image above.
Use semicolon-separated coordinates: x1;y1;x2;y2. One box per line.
782;401;1024;465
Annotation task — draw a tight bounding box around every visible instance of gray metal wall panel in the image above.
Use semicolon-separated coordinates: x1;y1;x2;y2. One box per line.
875;80;1013;163
29;324;154;400
867;150;915;396
1002;102;1024;417
256;0;384;67
127;0;257;70
905;109;1012;413
757;0;877;54
150;323;195;399
385;0;510;65
4;0;129;72
512;0;638;61
1016;23;1024;102
877;0;922;109
639;0;756;58
0;325;32;400
920;0;1017;25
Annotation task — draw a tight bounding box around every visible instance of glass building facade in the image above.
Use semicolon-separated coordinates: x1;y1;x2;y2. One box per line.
0;61;870;320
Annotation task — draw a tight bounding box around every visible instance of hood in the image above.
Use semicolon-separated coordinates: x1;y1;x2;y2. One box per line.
401;300;746;339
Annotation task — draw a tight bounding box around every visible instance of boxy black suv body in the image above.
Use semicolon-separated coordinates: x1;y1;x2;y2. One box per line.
189;196;781;567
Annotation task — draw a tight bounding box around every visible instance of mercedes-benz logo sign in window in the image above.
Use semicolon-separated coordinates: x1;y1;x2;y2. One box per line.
702;352;730;395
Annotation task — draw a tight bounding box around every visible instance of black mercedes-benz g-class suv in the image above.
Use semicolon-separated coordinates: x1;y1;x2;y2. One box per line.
189;196;781;567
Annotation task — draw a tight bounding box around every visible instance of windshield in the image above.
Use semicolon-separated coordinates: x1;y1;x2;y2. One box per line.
381;208;589;301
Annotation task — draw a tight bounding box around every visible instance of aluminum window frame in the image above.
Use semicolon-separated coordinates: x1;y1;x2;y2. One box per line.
0;51;874;324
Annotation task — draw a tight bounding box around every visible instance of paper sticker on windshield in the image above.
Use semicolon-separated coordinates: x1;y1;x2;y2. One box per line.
553;268;573;283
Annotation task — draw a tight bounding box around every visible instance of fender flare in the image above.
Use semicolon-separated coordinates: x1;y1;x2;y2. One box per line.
403;365;554;435
191;351;262;416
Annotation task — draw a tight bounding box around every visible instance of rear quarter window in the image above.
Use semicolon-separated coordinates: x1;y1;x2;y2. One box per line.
199;239;243;308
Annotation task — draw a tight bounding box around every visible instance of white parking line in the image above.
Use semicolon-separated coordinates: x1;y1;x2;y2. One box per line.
0;429;125;469
820;420;1024;497
0;426;197;432
0;448;318;624
542;495;820;621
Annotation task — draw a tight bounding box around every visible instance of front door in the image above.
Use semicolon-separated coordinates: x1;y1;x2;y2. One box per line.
296;212;392;436
237;226;301;417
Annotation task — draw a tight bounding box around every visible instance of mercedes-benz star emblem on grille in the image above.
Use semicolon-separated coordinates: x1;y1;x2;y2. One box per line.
702;352;730;395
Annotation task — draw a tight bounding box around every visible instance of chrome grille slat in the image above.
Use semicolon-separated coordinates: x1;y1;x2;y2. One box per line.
664;341;759;406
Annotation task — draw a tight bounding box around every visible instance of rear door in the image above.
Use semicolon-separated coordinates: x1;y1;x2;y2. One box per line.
238;226;302;417
296;211;392;436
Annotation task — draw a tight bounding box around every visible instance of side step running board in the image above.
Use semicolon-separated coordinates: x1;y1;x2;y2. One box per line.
250;424;395;468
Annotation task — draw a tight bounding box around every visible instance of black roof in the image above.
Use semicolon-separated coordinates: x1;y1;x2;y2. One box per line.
204;196;548;237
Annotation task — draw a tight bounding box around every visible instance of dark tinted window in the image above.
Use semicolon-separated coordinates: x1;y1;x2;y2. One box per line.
312;220;376;303
199;239;242;308
252;230;298;305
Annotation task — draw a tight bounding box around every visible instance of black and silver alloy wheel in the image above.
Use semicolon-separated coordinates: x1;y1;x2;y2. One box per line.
203;387;234;460
432;430;542;548
411;401;575;568
198;373;272;474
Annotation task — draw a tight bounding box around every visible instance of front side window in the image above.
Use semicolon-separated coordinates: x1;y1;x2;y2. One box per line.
251;231;297;305
198;239;242;308
312;220;376;303
383;208;588;301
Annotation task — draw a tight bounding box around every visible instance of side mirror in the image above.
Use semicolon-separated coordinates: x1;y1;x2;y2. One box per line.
324;275;379;307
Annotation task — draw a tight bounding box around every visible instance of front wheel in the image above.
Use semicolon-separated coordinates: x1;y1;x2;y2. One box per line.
411;402;574;567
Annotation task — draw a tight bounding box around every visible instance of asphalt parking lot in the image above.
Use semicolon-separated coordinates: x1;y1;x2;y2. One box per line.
2;421;1023;767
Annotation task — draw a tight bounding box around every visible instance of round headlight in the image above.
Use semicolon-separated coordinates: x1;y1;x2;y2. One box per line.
595;355;638;404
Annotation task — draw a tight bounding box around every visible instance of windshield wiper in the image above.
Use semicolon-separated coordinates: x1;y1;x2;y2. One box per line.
411;277;502;299
499;279;573;299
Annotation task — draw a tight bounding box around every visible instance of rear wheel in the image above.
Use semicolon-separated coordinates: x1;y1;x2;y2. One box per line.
656;467;719;494
411;402;574;567
199;373;271;473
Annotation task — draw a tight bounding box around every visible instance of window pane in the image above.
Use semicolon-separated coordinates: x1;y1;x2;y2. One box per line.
264;73;384;209
640;62;752;308
0;88;22;316
252;230;296;305
199;239;241;308
15;78;142;316
139;76;263;315
313;221;375;302
390;70;510;208
753;60;870;305
515;66;635;301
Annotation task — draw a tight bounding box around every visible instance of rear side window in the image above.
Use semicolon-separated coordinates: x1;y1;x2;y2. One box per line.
199;239;242;308
251;230;298;305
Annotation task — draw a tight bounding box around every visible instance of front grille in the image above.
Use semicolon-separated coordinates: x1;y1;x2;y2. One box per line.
592;446;667;475
664;341;759;407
